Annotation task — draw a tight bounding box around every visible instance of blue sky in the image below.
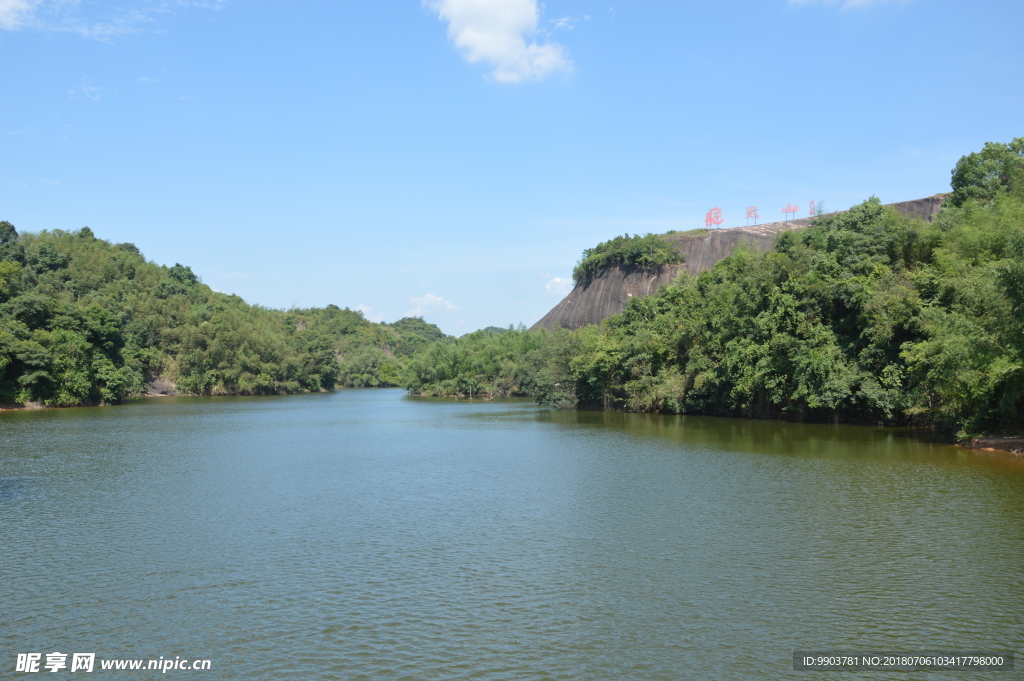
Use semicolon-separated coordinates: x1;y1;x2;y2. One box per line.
2;0;1021;334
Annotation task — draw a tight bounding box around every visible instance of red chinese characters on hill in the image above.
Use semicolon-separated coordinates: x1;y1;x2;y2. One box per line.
705;207;724;228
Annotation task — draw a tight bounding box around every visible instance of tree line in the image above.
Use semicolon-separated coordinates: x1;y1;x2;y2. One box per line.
0;225;445;406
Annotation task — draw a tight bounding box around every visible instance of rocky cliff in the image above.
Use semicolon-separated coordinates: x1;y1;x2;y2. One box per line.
530;195;946;331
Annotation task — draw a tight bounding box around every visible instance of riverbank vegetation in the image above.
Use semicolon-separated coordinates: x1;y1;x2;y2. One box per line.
0;226;445;406
6;138;1021;439
404;138;1024;438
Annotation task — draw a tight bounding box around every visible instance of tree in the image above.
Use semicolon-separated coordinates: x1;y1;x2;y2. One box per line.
0;261;22;303
949;137;1024;207
0;221;24;264
0;221;16;245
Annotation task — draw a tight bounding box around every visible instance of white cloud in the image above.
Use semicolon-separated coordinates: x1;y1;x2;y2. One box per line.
552;14;589;31
426;0;574;83
0;0;224;37
355;303;386;323
68;76;100;101
0;0;39;30
406;293;461;317
545;276;573;297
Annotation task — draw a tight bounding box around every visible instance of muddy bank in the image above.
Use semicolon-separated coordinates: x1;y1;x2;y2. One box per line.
964;437;1024;457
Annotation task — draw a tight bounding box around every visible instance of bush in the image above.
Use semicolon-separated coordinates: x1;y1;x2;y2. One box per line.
572;233;682;284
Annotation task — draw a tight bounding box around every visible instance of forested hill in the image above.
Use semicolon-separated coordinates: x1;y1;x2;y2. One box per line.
0;224;446;407
530;195;947;332
402;137;1024;439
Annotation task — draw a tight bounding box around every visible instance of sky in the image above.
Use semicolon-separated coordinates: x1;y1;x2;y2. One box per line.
1;0;1021;334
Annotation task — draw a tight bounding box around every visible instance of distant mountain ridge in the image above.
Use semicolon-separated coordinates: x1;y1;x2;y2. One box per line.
530;195;947;331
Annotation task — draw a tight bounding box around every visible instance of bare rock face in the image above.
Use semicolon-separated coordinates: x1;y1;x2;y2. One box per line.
530;224;803;331
531;195;947;331
888;195;945;222
146;376;180;396
531;263;688;331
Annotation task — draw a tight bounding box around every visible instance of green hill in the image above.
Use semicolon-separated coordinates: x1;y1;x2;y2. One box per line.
0;225;445;406
403;137;1024;439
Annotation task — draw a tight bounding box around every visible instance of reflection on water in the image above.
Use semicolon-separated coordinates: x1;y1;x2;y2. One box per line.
542;407;970;458
2;390;1022;680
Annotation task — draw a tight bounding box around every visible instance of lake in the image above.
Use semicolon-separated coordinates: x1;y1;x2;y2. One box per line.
2;389;1022;679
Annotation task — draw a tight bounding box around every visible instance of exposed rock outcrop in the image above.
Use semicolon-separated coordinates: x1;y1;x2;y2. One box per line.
145;376;180;396
531;195;947;331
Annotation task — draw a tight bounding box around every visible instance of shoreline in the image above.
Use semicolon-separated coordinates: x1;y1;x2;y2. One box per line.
962;437;1024;458
4;395;1023;459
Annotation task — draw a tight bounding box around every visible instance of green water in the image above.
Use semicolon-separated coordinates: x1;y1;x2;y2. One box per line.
2;389;1021;679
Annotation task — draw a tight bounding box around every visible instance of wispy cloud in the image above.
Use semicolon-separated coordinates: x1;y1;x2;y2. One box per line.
355;304;386;323
406;293;461;317
68;76;100;101
0;0;225;38
552;14;589;31
545;276;573;297
0;0;39;30
426;0;574;83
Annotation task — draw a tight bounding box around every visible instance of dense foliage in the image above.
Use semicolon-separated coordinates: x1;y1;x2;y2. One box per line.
402;325;577;403
405;139;1024;438
572;233;682;284
948;137;1024;208
0;227;445;406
